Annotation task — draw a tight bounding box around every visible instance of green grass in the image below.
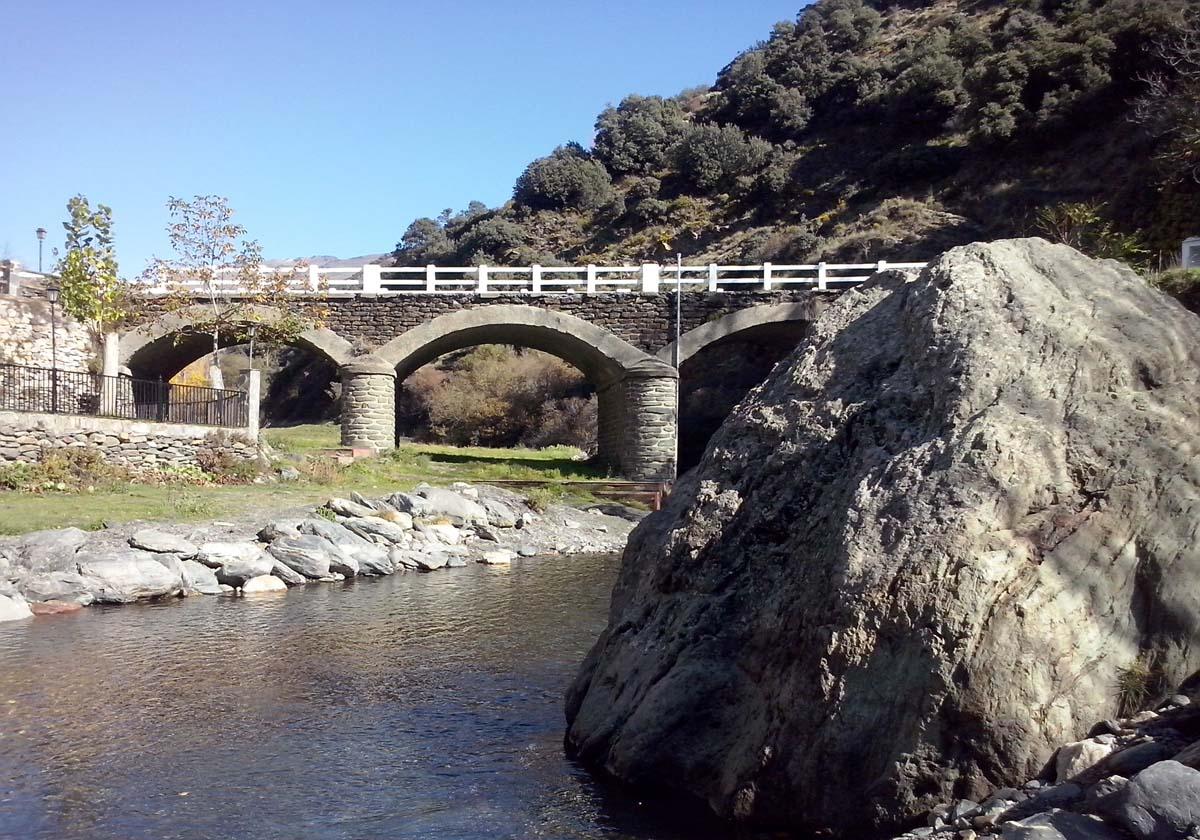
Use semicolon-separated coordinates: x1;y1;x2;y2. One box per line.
0;426;607;536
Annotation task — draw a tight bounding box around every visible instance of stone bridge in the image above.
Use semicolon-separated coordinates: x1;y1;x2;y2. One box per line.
113;261;926;479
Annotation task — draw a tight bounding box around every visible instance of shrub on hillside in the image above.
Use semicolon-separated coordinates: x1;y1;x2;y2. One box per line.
673;124;772;192
593;95;690;176
514;144;614;212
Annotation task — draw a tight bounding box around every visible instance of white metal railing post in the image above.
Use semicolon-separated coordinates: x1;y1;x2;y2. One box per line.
363;264;382;293
531;264;542;294
586;264;597;294
817;262;828;291
641;263;660;294
425;264;437;293
308;264;320;291
477;264;489;294
763;262;773;291
876;260;887;273
708;263;718;292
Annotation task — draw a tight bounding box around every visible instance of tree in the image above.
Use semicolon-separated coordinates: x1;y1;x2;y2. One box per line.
56;195;128;332
1135;19;1200;184
593;95;690;176
143;195;323;387
673;124;772;192
513;144;614;211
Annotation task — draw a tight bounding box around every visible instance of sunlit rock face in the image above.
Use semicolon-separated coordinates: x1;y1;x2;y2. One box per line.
565;239;1200;836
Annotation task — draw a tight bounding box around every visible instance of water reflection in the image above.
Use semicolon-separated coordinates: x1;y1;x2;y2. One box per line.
0;556;737;840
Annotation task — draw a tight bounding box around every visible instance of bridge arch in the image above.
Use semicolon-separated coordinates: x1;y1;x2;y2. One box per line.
119;305;354;381
655;300;824;367
658;302;824;472
368;305;678;480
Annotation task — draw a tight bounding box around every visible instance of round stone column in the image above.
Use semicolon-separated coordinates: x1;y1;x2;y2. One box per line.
594;379;625;474
339;359;396;452
620;363;678;482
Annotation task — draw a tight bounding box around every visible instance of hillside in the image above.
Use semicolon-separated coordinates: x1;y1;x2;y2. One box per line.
389;0;1199;271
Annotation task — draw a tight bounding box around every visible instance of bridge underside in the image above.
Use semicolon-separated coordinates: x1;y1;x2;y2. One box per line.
117;295;827;481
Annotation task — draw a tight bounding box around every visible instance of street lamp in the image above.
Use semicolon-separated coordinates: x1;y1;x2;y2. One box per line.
46;285;60;413
35;228;47;273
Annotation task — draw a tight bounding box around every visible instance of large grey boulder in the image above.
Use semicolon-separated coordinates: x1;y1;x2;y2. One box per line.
325;498;377;518
998;810;1126;839
565;240;1200;836
266;536;337;579
269;559;307;586
129;529;198;556
298;518;371;549
12;528;89;572
16;571;96;604
78;552;184;603
342;517;410;545
178;560;222;595
197;542;273;587
414;486;488;526
344;544;395;576
1095;760;1200;839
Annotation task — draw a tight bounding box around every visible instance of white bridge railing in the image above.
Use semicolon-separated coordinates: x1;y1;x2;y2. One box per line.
144;261;929;296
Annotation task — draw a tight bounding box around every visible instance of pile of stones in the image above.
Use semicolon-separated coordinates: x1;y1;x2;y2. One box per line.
891;695;1200;840
0;483;636;621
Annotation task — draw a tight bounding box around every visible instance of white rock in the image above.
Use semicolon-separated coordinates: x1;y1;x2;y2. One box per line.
241;575;287;594
481;550;517;565
1056;737;1119;782
0;593;33;623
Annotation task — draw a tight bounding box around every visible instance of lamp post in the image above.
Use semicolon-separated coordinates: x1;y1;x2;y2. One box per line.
46;285;60;413
35;228;47;273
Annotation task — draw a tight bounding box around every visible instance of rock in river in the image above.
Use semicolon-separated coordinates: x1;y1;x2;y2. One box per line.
266;536;337;579
77;552;184;604
564;239;1200;837
128;529;198;557
0;593;33;623
197;542;274;587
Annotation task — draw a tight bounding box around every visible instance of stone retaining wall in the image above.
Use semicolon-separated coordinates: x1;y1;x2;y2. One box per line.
0;410;260;472
0;295;95;371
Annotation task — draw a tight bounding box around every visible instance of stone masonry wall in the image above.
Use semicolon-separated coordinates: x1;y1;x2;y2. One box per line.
0;411;259;472
135;291;821;357
0;295;96;371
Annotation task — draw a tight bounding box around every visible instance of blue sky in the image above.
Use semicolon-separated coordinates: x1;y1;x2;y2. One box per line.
1;1;804;275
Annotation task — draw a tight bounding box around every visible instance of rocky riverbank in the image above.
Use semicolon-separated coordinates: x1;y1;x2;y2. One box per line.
0;483;638;620
890;690;1200;839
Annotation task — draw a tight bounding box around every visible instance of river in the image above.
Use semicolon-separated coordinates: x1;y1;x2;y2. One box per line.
0;555;731;840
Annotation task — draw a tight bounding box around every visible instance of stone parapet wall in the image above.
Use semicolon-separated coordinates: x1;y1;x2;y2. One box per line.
0;410;259;472
135;291;820;356
0;295;96;371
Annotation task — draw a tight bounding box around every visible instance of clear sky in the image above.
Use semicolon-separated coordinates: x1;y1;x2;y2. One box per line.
2;1;805;275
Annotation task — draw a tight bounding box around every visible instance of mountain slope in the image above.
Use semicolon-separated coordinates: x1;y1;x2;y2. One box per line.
390;0;1198;270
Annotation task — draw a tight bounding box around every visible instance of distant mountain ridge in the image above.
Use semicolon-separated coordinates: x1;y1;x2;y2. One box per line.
264;254;386;268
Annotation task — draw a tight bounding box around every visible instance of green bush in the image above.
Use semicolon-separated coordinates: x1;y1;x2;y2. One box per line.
593;95;690;177
513;144;614;212
1034;202;1149;267
673;124;772;192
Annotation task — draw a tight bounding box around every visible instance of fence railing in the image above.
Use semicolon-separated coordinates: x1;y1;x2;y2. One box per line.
0;363;249;428
142;260;929;297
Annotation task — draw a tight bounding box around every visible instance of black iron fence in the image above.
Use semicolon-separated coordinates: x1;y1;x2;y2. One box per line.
0;363;249;428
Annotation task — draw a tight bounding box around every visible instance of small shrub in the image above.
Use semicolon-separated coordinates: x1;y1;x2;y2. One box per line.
1035;202;1149;267
195;448;261;483
167;488;215;519
301;456;340;486
524;485;564;512
313;506;338;522
673;124;772;193
1114;654;1167;717
514;144;614;212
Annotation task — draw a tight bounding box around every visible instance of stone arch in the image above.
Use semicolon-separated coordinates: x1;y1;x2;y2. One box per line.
119;305;353;380
660;302;824;473
655;300;825;367
376;305;668;386
368;306;678;480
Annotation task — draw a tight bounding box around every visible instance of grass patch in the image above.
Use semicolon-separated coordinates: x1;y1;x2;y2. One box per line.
0;428;606;535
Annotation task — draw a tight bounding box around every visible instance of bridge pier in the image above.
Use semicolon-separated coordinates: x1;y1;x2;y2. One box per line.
594;364;677;482
340;359;396;452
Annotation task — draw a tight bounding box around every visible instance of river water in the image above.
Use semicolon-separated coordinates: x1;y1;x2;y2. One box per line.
0;555;730;840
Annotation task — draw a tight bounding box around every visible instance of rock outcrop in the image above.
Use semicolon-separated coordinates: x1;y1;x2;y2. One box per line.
565;239;1200;836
